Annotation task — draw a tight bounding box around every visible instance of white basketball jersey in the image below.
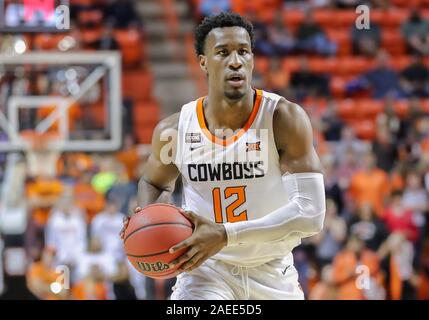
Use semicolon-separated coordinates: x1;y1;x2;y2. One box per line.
175;89;301;267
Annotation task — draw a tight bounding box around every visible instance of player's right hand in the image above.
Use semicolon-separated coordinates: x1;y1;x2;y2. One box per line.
120;206;142;239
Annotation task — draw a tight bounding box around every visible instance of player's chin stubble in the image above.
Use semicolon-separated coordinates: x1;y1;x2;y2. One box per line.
224;89;245;101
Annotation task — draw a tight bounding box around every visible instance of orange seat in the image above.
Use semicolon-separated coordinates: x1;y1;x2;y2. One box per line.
394;100;409;118
382;29;406;55
421;99;429;112
391;0;422;7
135;125;157;144
308;57;339;74
352;119;377;141
337;99;359;121
80;28;103;44
330;76;347;98
81;101;105;128
326;29;352;56
358;99;384;119
370;9;384;25
384;9;409;28
255;57;269;74
339;57;374;76
133;102;161;125
114;29;143;67
34;34;66;50
122;70;153;102
391;56;412;71
314;10;338;28
337;11;357;28
283;10;304;29
424;57;429;69
282;58;300;73
78;10;103;26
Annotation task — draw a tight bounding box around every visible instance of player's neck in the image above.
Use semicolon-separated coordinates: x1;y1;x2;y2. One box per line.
204;89;255;131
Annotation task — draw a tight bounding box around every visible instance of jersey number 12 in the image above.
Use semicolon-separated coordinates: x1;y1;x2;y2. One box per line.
212;186;248;223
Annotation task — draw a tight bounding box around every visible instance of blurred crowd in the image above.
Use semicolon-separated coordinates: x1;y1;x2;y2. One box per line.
1;0;429;300
23;133;151;300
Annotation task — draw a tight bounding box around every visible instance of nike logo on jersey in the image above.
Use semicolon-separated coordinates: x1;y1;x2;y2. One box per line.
189;145;204;151
282;265;290;275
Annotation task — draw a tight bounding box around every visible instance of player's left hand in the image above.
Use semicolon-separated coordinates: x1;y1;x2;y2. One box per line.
169;209;227;274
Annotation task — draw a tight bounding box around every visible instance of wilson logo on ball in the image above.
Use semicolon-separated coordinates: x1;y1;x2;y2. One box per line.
137;261;170;273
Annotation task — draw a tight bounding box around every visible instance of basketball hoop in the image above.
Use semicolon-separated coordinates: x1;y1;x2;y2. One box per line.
21;130;65;178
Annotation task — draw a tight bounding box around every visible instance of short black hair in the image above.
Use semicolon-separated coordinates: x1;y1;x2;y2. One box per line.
194;12;254;56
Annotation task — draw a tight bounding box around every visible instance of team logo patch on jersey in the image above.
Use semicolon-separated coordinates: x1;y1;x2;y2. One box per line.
246;141;261;152
185;133;202;143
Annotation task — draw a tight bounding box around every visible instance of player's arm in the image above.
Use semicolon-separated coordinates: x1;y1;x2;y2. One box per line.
137;113;181;207
222;98;326;245
120;113;181;239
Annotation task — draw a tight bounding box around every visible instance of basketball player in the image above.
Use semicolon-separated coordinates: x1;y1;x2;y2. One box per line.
120;12;326;300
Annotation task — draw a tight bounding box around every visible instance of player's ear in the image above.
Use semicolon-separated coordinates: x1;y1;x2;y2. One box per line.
199;55;208;75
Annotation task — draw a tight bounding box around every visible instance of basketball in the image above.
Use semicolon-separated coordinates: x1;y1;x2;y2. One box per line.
123;204;194;279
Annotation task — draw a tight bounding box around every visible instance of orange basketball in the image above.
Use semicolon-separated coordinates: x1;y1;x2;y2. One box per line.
123;203;193;279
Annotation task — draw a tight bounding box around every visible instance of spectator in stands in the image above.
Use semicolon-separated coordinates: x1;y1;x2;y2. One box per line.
323;156;345;213
320;100;344;142
336;147;360;194
295;9;337;56
45;190;87;278
75;237;117;286
89;21;120;50
25;173;64;259
332;234;382;299
74;171;106;223
372;127;398;172
267;12;296;56
110;260;137;300
104;0;140;29
378;232;417;299
335;0;361;8
402;171;428;242
349;151;390;217
309;265;338;300
401;10;429;56
335;126;369;164
91;199;125;262
417;239;429;299
348;203;389;251
251;15;275;56
116;134;140;182
264;57;290;96
290;56;330;100
377;98;406;141
351;21;381;57
400;55;429;98
72;265;110;300
105;163;137;215
26;248;68;300
310;198;347;267
347;50;402;99
91;156;119;195
199;0;231;17
382;191;419;243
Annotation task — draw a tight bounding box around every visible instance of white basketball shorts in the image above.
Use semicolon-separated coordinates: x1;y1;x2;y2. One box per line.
170;253;304;300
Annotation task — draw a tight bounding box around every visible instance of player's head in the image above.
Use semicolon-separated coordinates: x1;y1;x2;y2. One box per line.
195;12;254;101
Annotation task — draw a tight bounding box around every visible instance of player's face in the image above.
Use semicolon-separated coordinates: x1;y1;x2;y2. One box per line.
200;26;254;101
